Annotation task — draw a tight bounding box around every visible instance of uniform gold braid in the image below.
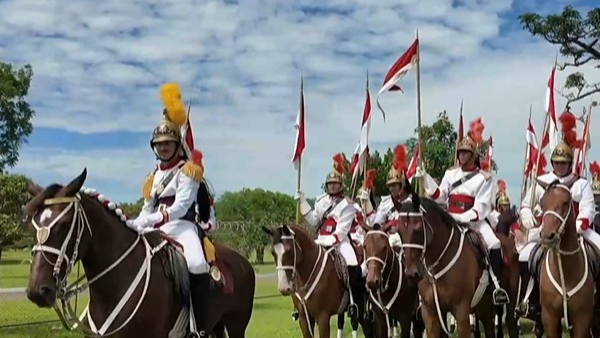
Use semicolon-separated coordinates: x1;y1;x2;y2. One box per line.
142;172;155;199
181;161;204;182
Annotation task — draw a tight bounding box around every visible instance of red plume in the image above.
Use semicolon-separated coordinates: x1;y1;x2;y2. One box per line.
191;149;204;167
480;158;490;172
364;169;376;190
332;153;345;174
392;145;408;172
468;118;485;144
590;161;600;178
497;179;506;193
558;111;582;148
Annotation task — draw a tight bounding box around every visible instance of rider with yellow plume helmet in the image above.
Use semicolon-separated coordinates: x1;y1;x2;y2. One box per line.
591;161;600;198
488;179;511;231
414;117;509;305
294;153;364;320
128;83;210;337
517;110;598;315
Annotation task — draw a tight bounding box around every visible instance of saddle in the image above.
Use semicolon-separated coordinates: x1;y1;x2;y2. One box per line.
529;237;600;280
462;225;488;269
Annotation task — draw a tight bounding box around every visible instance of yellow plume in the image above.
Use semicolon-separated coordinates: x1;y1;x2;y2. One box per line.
159;83;187;127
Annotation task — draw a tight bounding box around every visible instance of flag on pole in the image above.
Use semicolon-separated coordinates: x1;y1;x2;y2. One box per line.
542;65;558;150
181;101;194;160
525;118;544;176
292;76;306;170
350;73;372;180
406;145;420;179
376;38;419;121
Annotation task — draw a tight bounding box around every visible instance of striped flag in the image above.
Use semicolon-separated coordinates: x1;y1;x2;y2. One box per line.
350;74;372;180
292;76;306;170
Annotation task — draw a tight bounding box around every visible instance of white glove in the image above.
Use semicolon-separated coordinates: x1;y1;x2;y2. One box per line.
414;166;425;178
321;236;337;247
126;217;150;232
295;191;312;216
145;212;165;226
519;208;536;229
451;210;477;224
450;213;468;223
357;188;370;201
294;191;304;201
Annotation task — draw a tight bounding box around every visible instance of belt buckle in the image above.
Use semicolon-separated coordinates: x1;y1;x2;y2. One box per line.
326;226;333;232
158;204;167;212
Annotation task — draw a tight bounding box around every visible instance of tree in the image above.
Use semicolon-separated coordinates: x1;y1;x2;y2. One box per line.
405;111;497;180
0;174;31;261
119;198;144;218
0;62;35;173
214;188;295;263
519;6;600;105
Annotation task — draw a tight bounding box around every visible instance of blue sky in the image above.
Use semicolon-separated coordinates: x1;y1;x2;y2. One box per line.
1;0;598;204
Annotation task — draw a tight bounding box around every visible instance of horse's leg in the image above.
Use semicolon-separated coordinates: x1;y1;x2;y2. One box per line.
337;313;345;338
398;313;413;338
540;307;561;338
495;305;504;338
421;304;442;338
350;316;359;338
411;313;425;338
297;305;315;338
453;305;472;338
317;314;331;338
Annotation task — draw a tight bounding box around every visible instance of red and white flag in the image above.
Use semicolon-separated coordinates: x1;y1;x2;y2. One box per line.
525;117;540;176
454;102;464;166
575;112;591;176
542;65;559;150
181;101;194;159
376;38;419;120
406;145;420;179
350;75;372;180
292;77;306;170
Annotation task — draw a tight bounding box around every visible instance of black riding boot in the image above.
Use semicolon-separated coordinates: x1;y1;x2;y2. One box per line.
190;273;210;337
489;249;509;305
347;266;363;320
515;262;530;317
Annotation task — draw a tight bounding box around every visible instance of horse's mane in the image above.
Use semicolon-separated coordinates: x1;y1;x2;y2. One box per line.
496;208;518;236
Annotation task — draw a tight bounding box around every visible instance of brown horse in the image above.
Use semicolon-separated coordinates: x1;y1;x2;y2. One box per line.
362;223;424;338
24;169;255;338
535;177;598;338
392;180;495;338
262;223;373;338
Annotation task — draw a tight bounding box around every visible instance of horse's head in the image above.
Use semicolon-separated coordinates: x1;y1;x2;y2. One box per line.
262;224;304;296
362;222;392;291
536;176;578;247
24;169;89;308
496;206;519;236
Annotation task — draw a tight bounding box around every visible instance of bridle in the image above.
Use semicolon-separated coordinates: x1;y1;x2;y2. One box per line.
30;192;167;337
540;183;576;253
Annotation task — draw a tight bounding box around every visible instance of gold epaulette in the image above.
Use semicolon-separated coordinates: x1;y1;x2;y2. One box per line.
479;169;492;180
181;160;204;182
142;172;155;199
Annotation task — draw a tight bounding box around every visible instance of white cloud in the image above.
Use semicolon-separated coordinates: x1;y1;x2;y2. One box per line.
2;0;599;205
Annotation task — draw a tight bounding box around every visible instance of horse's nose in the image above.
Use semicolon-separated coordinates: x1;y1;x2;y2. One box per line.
278;286;293;296
26;284;56;308
406;270;421;285
366;277;380;290
547;232;557;242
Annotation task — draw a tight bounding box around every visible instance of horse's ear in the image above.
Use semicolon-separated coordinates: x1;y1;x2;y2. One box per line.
63;168;87;197
360;221;370;233
536;178;549;191
26;179;43;196
261;226;274;237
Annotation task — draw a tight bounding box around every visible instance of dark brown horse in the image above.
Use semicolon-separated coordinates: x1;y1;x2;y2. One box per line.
262;223;373;338
24;169;255;338
392;179;495;338
362;223;423;338
535;177;597;338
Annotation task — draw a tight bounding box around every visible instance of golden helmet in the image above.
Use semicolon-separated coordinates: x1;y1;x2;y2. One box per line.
387;145;408;186
325;153;345;184
550;142;573;163
456;136;478;153
150;83;188;148
456;118;484;166
496;179;510;206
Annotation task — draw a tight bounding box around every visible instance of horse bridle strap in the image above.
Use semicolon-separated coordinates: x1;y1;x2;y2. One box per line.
541;183;573;237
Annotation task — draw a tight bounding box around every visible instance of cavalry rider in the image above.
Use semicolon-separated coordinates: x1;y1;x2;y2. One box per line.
295;153;363;318
414;117;509;305
488;179;511;231
591;161;600;232
352;168;377;245
129;83;211;337
519;114;598;264
360;145;410;249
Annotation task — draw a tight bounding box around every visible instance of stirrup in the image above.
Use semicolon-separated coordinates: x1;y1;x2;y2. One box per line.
291;310;299;321
515;301;529;317
188;331;207;338
348;303;359;319
493;288;509;305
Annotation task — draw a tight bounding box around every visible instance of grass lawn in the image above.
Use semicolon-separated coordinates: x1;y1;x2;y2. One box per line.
1;249;276;289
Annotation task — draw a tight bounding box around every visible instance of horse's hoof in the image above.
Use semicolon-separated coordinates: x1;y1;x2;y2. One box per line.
348;304;359;319
291;311;299;321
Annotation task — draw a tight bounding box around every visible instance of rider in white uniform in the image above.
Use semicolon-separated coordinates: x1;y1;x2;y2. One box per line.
129;83;210;337
415;118;509;305
487;179;511;231
591;161;600;231
295;153;363;319
519;140;598;260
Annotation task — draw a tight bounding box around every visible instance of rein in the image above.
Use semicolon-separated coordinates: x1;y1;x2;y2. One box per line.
275;229;332;338
31;191;169;337
399;208;467;336
540;183;588;330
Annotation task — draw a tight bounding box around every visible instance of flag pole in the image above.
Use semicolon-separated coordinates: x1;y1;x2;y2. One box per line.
414;30;425;196
520;106;533;203
295;75;304;224
454;99;463;167
361;70;370;216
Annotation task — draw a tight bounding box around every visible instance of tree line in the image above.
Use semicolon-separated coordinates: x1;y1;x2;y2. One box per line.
1;5;598;262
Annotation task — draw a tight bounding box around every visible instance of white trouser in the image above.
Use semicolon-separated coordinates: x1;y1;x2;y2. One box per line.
316;235;358;266
519;227;540;262
468;219;501;250
350;232;364;246
580;228;600;251
389;233;402;247
160;219;209;274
